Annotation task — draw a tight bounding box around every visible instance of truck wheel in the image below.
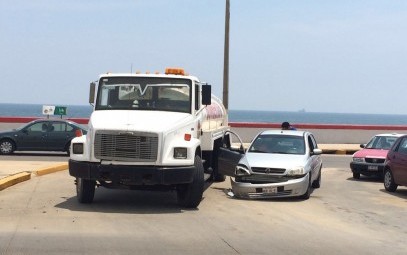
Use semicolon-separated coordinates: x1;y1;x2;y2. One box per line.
76;177;96;203
177;155;204;208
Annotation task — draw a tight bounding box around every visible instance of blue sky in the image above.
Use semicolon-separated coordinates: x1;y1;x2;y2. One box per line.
1;0;407;114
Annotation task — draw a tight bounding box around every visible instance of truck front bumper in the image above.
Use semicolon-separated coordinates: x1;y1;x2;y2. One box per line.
69;160;195;185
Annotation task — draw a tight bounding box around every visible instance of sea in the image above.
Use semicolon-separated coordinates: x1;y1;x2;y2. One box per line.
1;103;407;125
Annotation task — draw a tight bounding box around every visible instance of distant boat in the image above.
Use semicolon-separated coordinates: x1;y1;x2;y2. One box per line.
298;108;306;113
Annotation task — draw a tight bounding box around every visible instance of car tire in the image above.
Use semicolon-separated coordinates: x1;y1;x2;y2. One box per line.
76;177;96;203
0;139;15;155
383;168;398;192
177;155;204;208
300;174;312;200
352;172;360;179
312;168;321;189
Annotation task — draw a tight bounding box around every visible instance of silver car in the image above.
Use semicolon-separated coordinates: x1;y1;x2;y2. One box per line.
217;130;323;199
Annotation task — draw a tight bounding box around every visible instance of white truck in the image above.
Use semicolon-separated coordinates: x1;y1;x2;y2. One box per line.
69;68;230;208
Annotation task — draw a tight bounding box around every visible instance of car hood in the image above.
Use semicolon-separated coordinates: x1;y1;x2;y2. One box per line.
242;152;308;169
353;149;388;158
90;110;192;133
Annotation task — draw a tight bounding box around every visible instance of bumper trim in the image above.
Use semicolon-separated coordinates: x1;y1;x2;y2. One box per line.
69;160;195;185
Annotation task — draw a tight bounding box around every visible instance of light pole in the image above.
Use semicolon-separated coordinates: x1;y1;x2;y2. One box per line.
223;0;230;110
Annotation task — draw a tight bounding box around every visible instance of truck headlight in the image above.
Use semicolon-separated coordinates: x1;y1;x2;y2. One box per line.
174;147;187;159
353;157;365;163
72;143;84;154
287;167;305;176
235;164;250;176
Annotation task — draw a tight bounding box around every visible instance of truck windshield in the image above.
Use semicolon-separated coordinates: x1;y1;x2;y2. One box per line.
95;77;192;113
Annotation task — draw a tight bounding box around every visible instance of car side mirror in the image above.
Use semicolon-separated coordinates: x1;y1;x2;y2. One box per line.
360;144;365;148
312;148;322;155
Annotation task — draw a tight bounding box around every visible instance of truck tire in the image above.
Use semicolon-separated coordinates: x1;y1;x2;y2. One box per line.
76;177;96;203
177;155;204;208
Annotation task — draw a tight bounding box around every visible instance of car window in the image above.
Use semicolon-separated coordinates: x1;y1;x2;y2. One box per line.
366;136;398;149
51;122;67;132
249;134;305;155
66;124;74;132
395;138;407;154
27;122;47;132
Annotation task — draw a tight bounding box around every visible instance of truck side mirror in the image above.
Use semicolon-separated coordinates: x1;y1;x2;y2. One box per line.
89;82;96;105
202;84;211;106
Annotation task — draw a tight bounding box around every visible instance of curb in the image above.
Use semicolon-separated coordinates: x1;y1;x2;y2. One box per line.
0;172;31;191
321;149;357;155
34;163;68;176
0;163;68;191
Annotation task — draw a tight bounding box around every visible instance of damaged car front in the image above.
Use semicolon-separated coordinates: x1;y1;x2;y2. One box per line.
218;130;323;200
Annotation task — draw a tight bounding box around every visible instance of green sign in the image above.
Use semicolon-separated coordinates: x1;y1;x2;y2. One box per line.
54;106;67;115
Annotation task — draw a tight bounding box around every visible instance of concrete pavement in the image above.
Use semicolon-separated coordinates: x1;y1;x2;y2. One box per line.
0;144;360;191
0;160;68;191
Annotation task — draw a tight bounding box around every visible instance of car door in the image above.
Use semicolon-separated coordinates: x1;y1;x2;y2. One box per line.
307;134;321;182
217;130;245;177
390;137;407;185
14;121;49;150
46;121;74;150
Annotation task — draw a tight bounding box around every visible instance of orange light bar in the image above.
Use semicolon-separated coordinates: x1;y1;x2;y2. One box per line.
165;67;185;75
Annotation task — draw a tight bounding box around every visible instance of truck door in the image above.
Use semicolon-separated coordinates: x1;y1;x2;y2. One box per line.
217;130;245;177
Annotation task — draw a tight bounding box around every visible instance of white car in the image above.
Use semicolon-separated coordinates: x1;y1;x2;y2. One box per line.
217;130;323;199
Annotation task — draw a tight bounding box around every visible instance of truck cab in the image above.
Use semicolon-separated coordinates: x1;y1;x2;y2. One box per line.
69;68;229;208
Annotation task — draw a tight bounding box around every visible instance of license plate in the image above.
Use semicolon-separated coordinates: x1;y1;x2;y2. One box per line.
263;187;277;193
368;165;378;171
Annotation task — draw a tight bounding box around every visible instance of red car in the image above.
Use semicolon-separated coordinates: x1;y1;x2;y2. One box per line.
383;135;407;192
350;134;403;179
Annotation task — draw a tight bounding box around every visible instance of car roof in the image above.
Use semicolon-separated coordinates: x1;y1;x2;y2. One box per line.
374;133;405;137
259;130;308;137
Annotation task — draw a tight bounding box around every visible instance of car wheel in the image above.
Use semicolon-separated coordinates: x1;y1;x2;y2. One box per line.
352;172;360;179
300;174;312;200
312;168;321;189
177;155;204;208
0;139;15;155
76;177;96;203
383;169;398;192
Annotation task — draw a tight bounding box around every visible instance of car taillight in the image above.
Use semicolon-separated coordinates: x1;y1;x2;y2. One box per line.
75;129;83;137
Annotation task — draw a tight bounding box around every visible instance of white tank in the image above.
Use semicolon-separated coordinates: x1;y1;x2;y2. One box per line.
201;94;228;131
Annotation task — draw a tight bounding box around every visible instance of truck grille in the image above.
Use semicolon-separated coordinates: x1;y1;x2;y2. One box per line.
94;131;158;162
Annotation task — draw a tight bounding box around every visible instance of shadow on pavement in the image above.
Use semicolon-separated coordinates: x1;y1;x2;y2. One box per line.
379;188;407;199
55;183;215;214
346;176;382;183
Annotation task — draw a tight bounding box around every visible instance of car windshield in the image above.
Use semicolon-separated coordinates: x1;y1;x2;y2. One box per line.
95;77;192;113
248;134;305;155
365;136;397;150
